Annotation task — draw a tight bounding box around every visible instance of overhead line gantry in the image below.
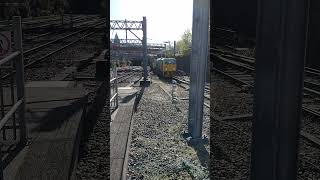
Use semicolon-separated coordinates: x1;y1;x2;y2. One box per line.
110;18;150;86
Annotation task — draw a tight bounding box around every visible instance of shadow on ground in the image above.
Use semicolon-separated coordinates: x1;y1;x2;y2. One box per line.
181;132;210;168
189;140;210;168
134;86;145;112
29;97;87;132
122;93;138;104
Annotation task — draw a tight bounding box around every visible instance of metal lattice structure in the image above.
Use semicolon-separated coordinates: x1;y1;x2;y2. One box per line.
110;17;148;83
110;20;143;30
110;39;165;49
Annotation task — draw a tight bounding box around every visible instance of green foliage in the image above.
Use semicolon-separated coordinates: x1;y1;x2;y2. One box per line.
181;160;209;180
176;29;192;56
164;49;174;58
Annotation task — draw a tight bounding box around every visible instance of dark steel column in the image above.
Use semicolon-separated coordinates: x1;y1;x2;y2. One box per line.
13;16;26;145
250;0;309;179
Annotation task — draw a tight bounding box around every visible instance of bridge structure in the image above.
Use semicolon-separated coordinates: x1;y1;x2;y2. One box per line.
110;38;165;61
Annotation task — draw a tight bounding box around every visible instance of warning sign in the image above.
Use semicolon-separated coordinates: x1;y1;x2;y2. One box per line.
0;31;12;59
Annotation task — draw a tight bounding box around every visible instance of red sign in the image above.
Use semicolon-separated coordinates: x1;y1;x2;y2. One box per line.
0;31;11;59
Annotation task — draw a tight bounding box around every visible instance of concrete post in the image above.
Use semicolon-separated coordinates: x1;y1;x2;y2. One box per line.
188;0;210;139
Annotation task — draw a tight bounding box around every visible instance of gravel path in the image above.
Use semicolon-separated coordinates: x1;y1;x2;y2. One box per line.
75;81;110;179
128;78;210;180
210;74;252;179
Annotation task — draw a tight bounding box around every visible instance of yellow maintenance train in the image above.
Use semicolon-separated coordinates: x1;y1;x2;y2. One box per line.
151;58;176;78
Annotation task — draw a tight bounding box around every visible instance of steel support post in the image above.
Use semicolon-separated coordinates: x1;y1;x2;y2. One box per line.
125;19;128;44
0;149;2;179
105;0;109;50
173;41;176;57
13;16;26;145
106;0;110;111
61;13;64;25
70;13;73;28
188;0;209;139
250;0;309;179
115;68;118;109
142;16;147;82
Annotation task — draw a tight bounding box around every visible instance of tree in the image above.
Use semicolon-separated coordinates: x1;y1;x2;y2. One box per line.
164;41;174;57
176;29;192;56
164;49;174;57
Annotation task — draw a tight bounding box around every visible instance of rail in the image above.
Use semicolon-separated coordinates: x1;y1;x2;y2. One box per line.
212;27;237;51
0;16;26;179
212;53;320;149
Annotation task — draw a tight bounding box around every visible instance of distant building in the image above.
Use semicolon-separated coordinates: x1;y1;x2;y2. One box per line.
114;33;120;44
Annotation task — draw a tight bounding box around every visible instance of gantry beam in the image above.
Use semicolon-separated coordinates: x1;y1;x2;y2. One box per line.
111;53;143;60
110;39;166;49
111;48;161;55
110;20;143;30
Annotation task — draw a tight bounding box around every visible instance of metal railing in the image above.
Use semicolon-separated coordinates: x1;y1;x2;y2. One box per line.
110;67;118;113
0;16;26;178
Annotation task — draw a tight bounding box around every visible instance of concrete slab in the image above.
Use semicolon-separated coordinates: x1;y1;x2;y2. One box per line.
1;81;87;180
118;87;138;104
111;108;119;123
118;87;137;95
110;94;136;180
118;87;134;90
50;67;77;81
25;81;79;88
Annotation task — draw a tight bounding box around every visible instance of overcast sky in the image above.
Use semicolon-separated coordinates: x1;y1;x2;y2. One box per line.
110;0;193;44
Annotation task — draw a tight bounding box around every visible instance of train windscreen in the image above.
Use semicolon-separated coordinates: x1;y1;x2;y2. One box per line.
164;59;176;64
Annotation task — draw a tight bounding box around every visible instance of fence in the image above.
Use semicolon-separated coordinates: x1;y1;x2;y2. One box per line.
110;66;118;113
0;16;26;178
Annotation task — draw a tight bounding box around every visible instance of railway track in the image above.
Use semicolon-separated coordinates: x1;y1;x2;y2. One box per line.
172;76;210;107
0;14;100;31
213;49;320;110
210;48;320;173
212;47;320;91
22;16;96;42
1;19;106;80
0;15;61;27
23;18;105;51
117;72;141;83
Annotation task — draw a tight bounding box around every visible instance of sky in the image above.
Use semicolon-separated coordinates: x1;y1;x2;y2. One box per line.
110;0;193;45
